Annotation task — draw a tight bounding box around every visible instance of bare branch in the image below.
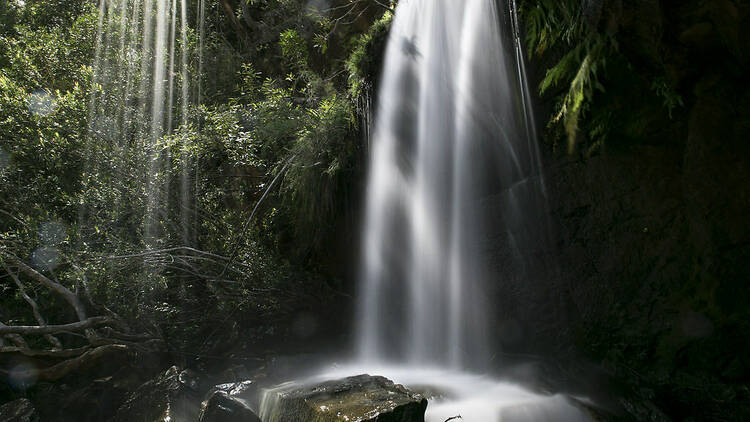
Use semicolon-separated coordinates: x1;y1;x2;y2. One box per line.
324;0;394;14
219;0;250;41
0;346;91;358
106;247;239;264
96;327;157;342
0;316;113;335
1;251;88;321
4;264;63;349
0;322;29;349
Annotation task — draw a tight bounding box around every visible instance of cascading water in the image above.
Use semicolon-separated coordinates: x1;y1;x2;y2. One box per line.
357;0;543;369
300;0;593;420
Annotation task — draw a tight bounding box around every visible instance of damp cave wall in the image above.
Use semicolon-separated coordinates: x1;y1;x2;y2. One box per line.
337;0;749;418
479;0;750;419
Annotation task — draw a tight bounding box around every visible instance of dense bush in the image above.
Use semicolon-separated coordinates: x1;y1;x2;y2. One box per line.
0;0;389;369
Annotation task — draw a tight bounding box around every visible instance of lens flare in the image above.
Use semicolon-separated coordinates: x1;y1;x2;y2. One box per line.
31;246;60;271
8;363;38;391
27;89;57;117
38;221;67;245
306;0;330;17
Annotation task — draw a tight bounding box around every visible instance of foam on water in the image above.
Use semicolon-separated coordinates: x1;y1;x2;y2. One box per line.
260;364;591;422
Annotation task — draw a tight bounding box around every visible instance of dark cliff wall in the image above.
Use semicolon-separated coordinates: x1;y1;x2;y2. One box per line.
494;0;750;419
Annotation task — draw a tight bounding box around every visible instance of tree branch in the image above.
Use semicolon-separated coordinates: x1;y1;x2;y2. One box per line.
219;0;250;42
4;264;63;349
0;322;29;349
0;316;113;335
0;344;129;382
0;345;91;358
1;251;88;321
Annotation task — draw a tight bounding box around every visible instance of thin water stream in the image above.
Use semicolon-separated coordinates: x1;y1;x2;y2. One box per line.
87;0;202;245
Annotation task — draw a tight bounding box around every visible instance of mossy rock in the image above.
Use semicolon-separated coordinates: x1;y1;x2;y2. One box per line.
260;374;427;422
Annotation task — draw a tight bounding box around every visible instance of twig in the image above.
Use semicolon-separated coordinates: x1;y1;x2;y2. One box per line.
220;153;297;277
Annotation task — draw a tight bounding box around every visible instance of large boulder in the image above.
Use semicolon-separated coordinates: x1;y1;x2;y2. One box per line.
199;380;262;422
0;399;38;422
108;366;203;422
260;374;427;422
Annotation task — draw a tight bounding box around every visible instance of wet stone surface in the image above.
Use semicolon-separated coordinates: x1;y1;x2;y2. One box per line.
108;366;203;422
0;399;38;422
260;374;428;422
199;380;262;422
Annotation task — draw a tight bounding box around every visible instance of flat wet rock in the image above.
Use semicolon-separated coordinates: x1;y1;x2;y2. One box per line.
260;374;427;422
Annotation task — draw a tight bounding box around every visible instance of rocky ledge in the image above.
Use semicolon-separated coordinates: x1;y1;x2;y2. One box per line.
260;374;428;422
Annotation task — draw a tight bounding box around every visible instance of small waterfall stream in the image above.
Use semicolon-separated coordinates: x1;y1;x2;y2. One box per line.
86;0;204;245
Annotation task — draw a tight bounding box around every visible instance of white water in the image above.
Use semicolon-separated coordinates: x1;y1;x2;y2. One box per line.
319;364;590;422
259;363;591;422
358;0;544;368
339;0;590;421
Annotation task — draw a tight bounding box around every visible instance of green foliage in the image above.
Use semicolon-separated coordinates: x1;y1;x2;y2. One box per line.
0;0;20;34
346;11;392;98
524;0;586;57
0;0;380;360
650;76;684;119
522;0;613;153
0;5;96;92
522;0;685;154
17;0;88;29
282;95;355;252
280;28;309;70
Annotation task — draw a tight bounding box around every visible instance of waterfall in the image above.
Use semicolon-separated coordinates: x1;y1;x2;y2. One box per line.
357;0;544;369
85;0;203;245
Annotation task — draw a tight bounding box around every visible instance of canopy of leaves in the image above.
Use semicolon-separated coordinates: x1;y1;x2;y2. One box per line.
0;0;391;379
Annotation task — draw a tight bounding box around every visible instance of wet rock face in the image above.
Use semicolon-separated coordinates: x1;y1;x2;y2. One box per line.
0;399;38;422
199;381;262;422
260;374;428;422
109;366;203;422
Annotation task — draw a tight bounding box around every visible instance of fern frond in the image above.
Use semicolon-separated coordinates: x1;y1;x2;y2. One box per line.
554;52;595;153
539;42;585;95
